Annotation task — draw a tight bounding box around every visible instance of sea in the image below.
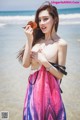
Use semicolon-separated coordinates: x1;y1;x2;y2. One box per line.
0;8;80;120
0;8;80;26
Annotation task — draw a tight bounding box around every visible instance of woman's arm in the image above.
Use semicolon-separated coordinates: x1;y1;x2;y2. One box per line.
22;25;33;68
22;41;32;68
41;40;68;79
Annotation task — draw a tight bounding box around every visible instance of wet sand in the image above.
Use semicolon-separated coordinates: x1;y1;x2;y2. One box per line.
0;24;80;120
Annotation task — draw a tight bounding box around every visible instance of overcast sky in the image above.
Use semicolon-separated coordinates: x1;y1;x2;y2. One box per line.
0;0;80;11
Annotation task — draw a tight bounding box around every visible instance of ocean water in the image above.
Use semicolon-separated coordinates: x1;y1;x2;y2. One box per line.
0;7;80;16
0;8;80;120
0;7;80;27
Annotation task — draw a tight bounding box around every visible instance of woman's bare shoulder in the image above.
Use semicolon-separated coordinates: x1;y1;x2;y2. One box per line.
58;38;68;47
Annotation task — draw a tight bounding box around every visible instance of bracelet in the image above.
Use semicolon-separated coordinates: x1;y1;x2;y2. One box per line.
46;66;52;71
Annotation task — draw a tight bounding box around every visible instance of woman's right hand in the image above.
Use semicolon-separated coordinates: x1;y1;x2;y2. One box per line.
24;25;33;44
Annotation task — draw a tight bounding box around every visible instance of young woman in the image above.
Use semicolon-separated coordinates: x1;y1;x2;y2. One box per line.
18;2;67;120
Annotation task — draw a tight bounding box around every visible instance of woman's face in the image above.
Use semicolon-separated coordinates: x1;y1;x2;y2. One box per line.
38;9;55;34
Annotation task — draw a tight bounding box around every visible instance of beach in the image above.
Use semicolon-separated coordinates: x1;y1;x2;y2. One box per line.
0;9;80;120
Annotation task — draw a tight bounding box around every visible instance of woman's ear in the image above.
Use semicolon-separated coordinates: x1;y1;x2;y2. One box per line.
54;17;58;24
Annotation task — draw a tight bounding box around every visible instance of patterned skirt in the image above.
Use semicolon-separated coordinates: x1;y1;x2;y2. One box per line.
23;65;66;120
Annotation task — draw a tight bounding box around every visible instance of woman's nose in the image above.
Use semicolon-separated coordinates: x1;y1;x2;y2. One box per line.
40;20;44;25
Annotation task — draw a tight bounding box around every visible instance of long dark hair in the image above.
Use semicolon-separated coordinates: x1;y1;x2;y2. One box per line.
17;1;59;63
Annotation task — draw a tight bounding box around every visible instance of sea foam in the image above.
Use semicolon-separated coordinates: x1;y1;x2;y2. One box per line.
0;14;80;27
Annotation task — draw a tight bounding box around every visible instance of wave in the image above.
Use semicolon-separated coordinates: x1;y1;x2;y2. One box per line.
59;13;80;25
0;15;35;25
0;13;80;27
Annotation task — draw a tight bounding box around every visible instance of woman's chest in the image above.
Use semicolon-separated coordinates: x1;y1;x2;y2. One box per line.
31;43;58;61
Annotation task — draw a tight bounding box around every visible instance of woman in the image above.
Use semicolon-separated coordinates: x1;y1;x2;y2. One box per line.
18;2;67;120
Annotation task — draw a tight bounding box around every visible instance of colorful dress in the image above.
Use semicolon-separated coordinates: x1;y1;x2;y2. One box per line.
23;63;67;120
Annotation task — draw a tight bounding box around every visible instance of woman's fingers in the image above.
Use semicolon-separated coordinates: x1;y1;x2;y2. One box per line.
24;25;33;41
24;25;33;32
38;49;43;52
25;25;30;30
31;52;37;58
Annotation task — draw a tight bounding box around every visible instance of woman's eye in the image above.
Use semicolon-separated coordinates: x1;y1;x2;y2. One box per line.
43;18;48;21
39;19;41;22
39;18;48;22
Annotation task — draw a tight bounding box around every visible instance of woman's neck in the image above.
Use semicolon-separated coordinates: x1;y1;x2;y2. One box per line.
45;32;57;41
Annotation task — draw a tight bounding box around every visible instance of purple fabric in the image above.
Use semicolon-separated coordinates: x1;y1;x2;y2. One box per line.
23;65;66;120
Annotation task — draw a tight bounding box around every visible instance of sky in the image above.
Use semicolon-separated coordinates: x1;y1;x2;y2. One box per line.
0;0;80;11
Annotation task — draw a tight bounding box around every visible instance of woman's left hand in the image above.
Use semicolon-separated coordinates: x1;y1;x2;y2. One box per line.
31;49;47;64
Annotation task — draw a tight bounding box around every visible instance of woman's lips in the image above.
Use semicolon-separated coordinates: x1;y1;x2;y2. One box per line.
41;26;47;31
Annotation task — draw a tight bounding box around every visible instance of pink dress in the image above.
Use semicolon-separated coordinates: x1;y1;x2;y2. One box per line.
23;64;67;120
